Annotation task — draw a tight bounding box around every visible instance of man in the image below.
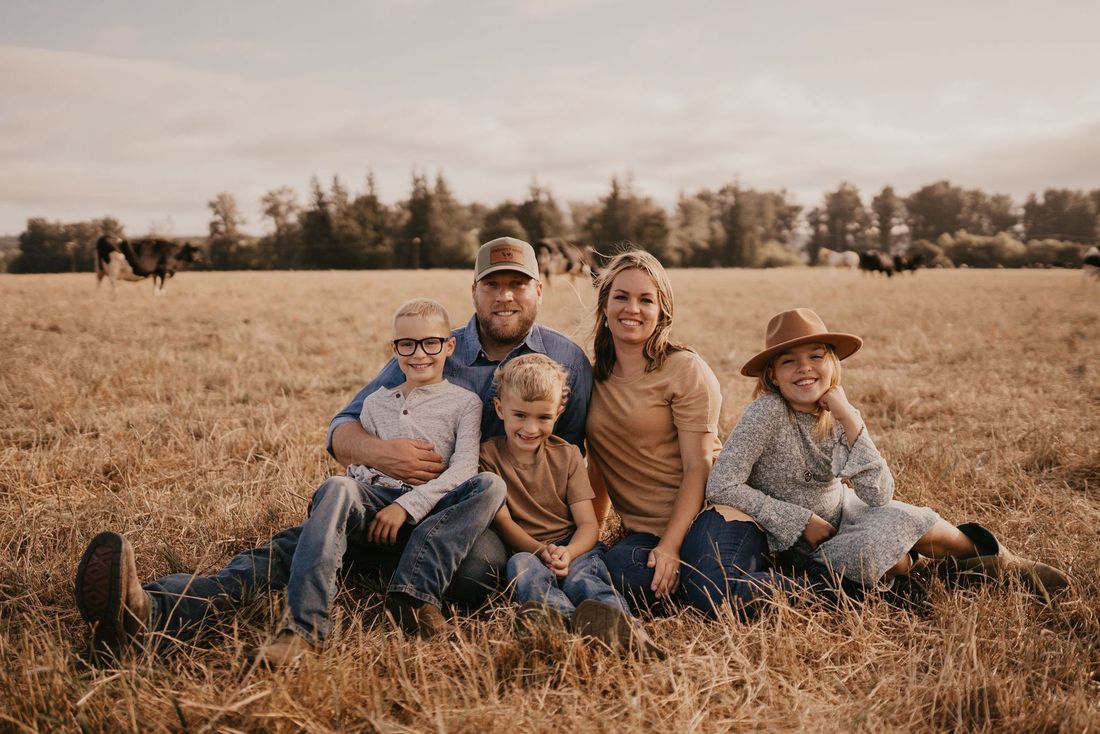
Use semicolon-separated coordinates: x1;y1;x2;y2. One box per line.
329;237;593;604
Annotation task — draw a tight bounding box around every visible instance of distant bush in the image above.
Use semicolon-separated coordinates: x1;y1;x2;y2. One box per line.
938;231;1027;268
1025;239;1088;268
754;240;804;268
908;239;954;268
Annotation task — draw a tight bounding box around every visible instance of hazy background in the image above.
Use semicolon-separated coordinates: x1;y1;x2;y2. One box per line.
3;0;1099;236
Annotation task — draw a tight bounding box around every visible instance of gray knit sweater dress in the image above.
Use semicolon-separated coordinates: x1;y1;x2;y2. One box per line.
705;392;939;585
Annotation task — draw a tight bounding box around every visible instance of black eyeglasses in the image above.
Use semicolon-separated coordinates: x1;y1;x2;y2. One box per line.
392;336;452;356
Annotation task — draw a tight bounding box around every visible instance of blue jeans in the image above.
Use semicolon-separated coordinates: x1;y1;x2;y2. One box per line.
600;532;668;613
678;509;808;619
144;473;506;645
507;535;632;619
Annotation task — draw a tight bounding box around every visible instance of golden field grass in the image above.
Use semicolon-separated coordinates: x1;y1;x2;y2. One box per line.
1;267;1098;733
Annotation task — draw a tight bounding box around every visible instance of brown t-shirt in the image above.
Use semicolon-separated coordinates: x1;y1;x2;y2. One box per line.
479;435;596;545
586;349;723;537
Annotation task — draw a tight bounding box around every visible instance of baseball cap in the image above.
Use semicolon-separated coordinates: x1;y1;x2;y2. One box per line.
474;237;540;281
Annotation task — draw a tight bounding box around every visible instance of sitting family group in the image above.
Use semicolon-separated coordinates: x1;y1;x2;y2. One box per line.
73;237;1072;669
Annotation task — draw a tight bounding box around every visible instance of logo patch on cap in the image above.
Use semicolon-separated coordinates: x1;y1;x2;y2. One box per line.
490;244;523;265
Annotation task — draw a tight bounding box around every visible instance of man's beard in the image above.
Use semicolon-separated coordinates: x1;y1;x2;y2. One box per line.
479;309;536;348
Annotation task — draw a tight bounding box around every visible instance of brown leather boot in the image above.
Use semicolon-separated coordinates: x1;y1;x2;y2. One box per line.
385;592;453;639
573;599;667;661
247;630;319;671
75;532;152;653
947;523;1071;602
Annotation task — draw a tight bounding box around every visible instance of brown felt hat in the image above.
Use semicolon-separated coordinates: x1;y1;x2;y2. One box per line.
740;308;862;377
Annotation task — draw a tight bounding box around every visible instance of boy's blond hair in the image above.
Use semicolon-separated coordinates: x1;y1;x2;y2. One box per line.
493;354;570;407
393;298;451;331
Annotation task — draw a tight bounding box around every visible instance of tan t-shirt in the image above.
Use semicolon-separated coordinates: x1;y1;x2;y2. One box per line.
479;435;596;545
586;349;723;537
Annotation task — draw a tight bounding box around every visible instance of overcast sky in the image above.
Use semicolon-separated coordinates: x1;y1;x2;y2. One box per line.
2;0;1098;236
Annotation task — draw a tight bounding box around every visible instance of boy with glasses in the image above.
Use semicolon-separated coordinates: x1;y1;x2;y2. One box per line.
74;298;505;669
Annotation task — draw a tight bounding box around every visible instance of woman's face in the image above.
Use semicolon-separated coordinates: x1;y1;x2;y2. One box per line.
769;342;836;412
603;268;661;348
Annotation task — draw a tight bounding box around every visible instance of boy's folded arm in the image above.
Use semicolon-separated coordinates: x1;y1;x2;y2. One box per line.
393;396;483;523
492;505;544;555
564;499;599;558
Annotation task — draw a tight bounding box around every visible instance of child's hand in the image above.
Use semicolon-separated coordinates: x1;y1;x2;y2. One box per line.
367;503;409;545
818;385;856;419
537;544;558;568
547;546;572;578
802;513;837;549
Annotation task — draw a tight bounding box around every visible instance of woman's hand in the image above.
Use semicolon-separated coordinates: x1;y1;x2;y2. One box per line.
802;513;837;549
647;544;682;599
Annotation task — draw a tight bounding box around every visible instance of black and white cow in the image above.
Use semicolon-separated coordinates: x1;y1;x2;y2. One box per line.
1084;246;1100;282
96;236;203;295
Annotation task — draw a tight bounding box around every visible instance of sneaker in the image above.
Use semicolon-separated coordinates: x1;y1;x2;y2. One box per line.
247;630;318;671
572;599;667;661
74;531;152;652
385;592;453;639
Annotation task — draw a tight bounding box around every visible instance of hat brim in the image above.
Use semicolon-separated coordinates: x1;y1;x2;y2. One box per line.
740;333;863;377
475;264;540;281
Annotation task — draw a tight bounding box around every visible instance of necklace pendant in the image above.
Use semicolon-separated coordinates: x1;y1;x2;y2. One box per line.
803;470;813;483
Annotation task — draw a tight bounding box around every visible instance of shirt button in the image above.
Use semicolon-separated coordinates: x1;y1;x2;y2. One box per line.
402;410;408;415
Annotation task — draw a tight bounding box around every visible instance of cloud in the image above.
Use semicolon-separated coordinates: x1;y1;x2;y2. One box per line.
1;44;1097;235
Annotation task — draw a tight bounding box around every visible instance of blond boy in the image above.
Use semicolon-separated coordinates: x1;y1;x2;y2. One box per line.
479;354;663;657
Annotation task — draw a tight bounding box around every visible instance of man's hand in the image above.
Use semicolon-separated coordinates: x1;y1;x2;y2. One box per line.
372;438;445;485
802;513;837;549
368;503;409;545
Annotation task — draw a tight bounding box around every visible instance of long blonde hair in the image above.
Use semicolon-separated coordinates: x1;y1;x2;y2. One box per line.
591;248;687;381
754;344;843;440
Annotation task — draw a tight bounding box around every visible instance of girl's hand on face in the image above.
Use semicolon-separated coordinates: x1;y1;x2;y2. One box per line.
802;513;837;549
647;544;682;599
818;385;856;419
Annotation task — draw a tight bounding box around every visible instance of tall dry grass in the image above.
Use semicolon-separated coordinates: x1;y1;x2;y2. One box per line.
0;268;1097;732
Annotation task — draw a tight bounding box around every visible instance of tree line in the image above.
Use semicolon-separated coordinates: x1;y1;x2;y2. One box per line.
8;175;1100;273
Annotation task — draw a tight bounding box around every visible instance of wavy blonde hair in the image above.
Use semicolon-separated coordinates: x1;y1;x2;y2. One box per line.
493;353;570;409
591;248;687;381
753;343;843;440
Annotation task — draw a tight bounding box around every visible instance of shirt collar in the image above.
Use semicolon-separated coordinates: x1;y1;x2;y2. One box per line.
458;314;546;364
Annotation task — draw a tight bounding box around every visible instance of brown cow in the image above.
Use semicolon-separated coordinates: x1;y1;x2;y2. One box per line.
535;238;599;286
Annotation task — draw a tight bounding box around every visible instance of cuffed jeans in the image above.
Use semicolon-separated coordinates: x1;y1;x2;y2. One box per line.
507;534;632;619
143;472;506;645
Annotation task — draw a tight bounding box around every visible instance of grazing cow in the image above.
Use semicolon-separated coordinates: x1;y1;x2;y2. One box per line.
893;253;925;274
535;238;599;285
1084;246;1100;282
859;250;895;277
816;247;860;268
96;236;203;296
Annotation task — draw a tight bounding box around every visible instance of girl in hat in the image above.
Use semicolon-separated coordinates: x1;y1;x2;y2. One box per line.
683;308;1070;615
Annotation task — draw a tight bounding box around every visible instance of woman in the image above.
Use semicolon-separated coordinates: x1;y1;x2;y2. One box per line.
585;248;726;612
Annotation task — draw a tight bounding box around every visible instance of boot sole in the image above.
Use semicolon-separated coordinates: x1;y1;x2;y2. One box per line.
573;600;668;660
74;532;127;649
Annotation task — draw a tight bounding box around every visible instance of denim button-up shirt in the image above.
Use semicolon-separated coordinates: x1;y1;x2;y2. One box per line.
327;315;593;455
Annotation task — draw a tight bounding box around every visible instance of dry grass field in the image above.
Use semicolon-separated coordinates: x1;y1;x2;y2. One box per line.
1;268;1098;733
